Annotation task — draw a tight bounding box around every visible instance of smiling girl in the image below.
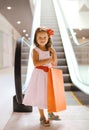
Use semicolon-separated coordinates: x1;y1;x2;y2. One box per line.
23;27;60;127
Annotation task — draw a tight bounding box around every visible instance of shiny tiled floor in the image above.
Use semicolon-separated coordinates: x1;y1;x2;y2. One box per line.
0;67;89;130
0;67;15;130
3;106;89;130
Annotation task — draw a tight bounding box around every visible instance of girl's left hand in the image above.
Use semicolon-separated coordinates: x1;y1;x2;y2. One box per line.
48;47;55;54
48;47;57;66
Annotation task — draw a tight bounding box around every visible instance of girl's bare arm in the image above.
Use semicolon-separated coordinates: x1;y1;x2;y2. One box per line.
33;49;53;66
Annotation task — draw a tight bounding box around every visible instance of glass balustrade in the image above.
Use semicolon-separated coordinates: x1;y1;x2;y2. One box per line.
59;0;89;86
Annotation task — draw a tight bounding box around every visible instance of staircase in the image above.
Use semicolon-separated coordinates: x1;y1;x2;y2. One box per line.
40;0;74;91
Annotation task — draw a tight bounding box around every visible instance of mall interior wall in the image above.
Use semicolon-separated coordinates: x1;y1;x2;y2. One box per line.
0;13;20;69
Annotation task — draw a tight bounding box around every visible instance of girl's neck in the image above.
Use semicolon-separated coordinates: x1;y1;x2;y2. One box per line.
38;46;47;51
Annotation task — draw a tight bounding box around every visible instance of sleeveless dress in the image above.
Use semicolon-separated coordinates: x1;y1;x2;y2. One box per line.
23;47;52;109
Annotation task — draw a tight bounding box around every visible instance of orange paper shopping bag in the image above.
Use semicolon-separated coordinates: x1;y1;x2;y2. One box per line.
47;68;66;112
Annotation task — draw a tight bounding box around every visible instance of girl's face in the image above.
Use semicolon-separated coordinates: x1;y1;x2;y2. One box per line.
36;31;49;47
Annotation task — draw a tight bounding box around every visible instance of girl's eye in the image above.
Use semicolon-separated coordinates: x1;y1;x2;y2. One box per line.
39;37;42;40
39;37;47;40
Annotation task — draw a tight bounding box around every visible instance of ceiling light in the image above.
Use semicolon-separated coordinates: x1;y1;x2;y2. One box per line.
25;34;29;37
23;29;26;33
17;21;21;24
7;6;12;10
82;37;85;40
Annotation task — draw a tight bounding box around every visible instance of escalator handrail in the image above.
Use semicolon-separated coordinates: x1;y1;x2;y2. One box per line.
14;37;22;104
14;37;30;104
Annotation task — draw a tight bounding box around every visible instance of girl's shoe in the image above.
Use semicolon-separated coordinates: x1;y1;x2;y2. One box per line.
48;113;61;120
40;117;50;127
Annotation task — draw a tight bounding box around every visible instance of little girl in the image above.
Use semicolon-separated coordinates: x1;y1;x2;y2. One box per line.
23;27;60;127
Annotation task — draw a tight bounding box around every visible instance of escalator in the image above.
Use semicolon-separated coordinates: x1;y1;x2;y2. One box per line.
14;0;89;112
40;0;75;91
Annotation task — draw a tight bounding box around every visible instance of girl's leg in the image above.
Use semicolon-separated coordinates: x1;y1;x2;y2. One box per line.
48;112;61;120
38;109;50;127
39;109;45;118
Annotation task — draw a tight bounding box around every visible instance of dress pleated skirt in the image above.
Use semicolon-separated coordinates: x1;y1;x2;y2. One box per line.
23;68;48;109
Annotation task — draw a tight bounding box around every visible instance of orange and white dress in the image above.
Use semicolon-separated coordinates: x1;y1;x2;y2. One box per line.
23;47;52;109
